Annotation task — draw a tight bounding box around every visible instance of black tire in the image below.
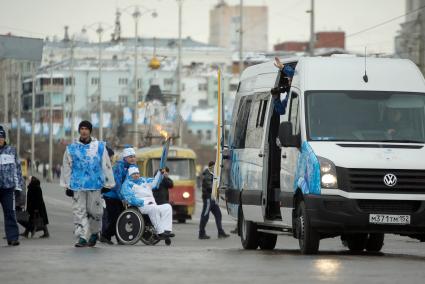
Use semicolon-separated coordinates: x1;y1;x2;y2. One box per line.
296;201;320;254
116;208;144;245
177;219;186;224
238;206;259;250
366;233;384;252
258;233;277;250
346;234;368;252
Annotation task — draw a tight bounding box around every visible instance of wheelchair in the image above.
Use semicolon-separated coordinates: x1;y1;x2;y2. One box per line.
115;206;171;246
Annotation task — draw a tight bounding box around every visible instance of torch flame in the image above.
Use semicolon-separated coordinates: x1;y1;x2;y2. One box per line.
155;125;169;140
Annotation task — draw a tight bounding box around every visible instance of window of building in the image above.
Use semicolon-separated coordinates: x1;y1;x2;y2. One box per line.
65;77;75;86
119;78;128;85
230;84;238;91
206;130;212;141
197;130;203;140
119;95;128;105
164;78;174;87
91;77;99;85
198;83;207;91
137;79;142;89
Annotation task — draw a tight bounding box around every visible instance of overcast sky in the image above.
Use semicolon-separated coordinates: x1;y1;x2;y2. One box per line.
0;0;405;54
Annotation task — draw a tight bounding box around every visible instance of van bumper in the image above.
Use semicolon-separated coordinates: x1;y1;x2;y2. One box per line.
304;195;425;234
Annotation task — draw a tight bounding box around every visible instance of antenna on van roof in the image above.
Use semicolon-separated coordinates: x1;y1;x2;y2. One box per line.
363;46;369;83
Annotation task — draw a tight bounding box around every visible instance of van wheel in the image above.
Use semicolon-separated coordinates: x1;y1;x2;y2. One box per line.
296;201;320;254
238;206;259;250
346;234;367;252
258;233;277;250
366;233;384;252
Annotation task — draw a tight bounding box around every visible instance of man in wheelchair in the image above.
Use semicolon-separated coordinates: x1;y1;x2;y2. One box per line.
121;165;175;240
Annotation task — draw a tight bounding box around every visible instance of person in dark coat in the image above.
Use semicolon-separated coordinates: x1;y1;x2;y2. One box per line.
23;176;49;238
198;161;229;240
153;167;173;205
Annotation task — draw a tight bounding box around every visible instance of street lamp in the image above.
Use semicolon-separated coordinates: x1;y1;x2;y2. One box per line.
121;5;157;148
48;51;54;182
177;0;183;146
96;24;104;141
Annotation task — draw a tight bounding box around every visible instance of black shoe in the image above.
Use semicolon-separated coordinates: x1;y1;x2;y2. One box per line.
157;233;169;240
164;231;175;238
7;240;20;246
218;232;230;239
75;238;88;247
87;234;98;247
198;235;211;240
100;235;114;245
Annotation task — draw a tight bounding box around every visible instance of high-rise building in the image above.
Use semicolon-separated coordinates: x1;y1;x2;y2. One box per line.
209;1;268;52
395;0;425;73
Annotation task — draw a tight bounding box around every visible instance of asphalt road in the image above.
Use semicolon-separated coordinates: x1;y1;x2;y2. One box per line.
1;182;425;284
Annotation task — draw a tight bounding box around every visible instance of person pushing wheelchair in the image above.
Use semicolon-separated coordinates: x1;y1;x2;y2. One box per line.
121;165;175;240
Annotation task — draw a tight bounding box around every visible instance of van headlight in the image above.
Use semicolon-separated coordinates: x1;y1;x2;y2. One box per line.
182;192;190;199
317;156;338;189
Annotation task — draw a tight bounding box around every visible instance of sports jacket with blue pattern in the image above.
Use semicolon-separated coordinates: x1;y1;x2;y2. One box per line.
0;144;24;190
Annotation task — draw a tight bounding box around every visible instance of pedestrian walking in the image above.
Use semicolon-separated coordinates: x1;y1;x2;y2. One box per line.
100;146;137;245
153;166;173;205
22;176;50;238
0;125;24;246
198;161;229;240
60;120;115;247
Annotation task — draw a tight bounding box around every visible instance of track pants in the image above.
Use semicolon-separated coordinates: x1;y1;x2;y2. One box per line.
0;188;19;241
101;198;124;240
72;190;103;240
199;197;225;237
138;204;172;234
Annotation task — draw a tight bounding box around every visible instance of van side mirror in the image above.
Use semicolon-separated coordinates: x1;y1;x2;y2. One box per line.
279;122;301;148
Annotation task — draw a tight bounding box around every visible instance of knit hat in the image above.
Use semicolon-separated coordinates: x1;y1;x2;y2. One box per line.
128;165;140;176
282;65;295;77
208;161;215;167
78;120;93;133
0;125;5;139
122;147;136;158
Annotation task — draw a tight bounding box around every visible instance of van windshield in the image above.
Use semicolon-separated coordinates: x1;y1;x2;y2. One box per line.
305;91;425;143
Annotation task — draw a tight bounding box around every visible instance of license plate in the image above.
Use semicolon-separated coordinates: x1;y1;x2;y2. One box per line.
369;214;411;225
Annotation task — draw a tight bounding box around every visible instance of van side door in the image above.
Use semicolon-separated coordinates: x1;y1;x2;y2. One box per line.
280;88;301;226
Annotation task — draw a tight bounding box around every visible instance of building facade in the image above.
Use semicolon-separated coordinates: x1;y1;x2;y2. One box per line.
209;1;268;52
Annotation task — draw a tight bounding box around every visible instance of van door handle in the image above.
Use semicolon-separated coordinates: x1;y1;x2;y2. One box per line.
282;153;287;159
258;152;264;157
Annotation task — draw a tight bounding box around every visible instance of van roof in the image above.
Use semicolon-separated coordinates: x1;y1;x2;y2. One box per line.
298;57;425;92
240;57;425;93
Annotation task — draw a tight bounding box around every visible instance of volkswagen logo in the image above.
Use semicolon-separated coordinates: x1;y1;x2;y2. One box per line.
383;173;397;187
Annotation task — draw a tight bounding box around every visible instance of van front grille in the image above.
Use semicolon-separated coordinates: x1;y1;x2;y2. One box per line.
357;200;421;214
337;168;425;194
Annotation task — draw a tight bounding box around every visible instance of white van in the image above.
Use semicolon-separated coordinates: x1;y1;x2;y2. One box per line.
222;56;425;254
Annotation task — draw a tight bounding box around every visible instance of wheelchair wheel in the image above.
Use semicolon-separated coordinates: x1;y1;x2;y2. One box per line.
116;208;144;245
140;216;161;245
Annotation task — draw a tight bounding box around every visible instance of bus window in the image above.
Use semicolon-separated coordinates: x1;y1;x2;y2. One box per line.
147;158;195;180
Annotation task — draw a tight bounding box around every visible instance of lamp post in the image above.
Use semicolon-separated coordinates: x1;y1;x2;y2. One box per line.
30;63;36;174
48;51;54;182
133;7;141;148
239;0;243;76
308;0;315;56
96;24;104;141
177;0;183;146
69;37;76;141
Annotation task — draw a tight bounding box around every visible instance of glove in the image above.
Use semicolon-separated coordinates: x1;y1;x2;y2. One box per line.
101;187;111;194
65;189;74;197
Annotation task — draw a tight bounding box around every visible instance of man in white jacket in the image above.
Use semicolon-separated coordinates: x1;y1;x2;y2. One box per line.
121;165;174;239
60;120;115;247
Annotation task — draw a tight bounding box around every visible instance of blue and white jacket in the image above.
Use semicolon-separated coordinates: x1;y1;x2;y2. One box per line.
0;144;24;190
121;171;162;207
103;159;131;200
60;138;115;191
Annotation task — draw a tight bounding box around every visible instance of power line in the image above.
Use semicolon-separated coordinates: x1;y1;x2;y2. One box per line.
346;5;425;39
